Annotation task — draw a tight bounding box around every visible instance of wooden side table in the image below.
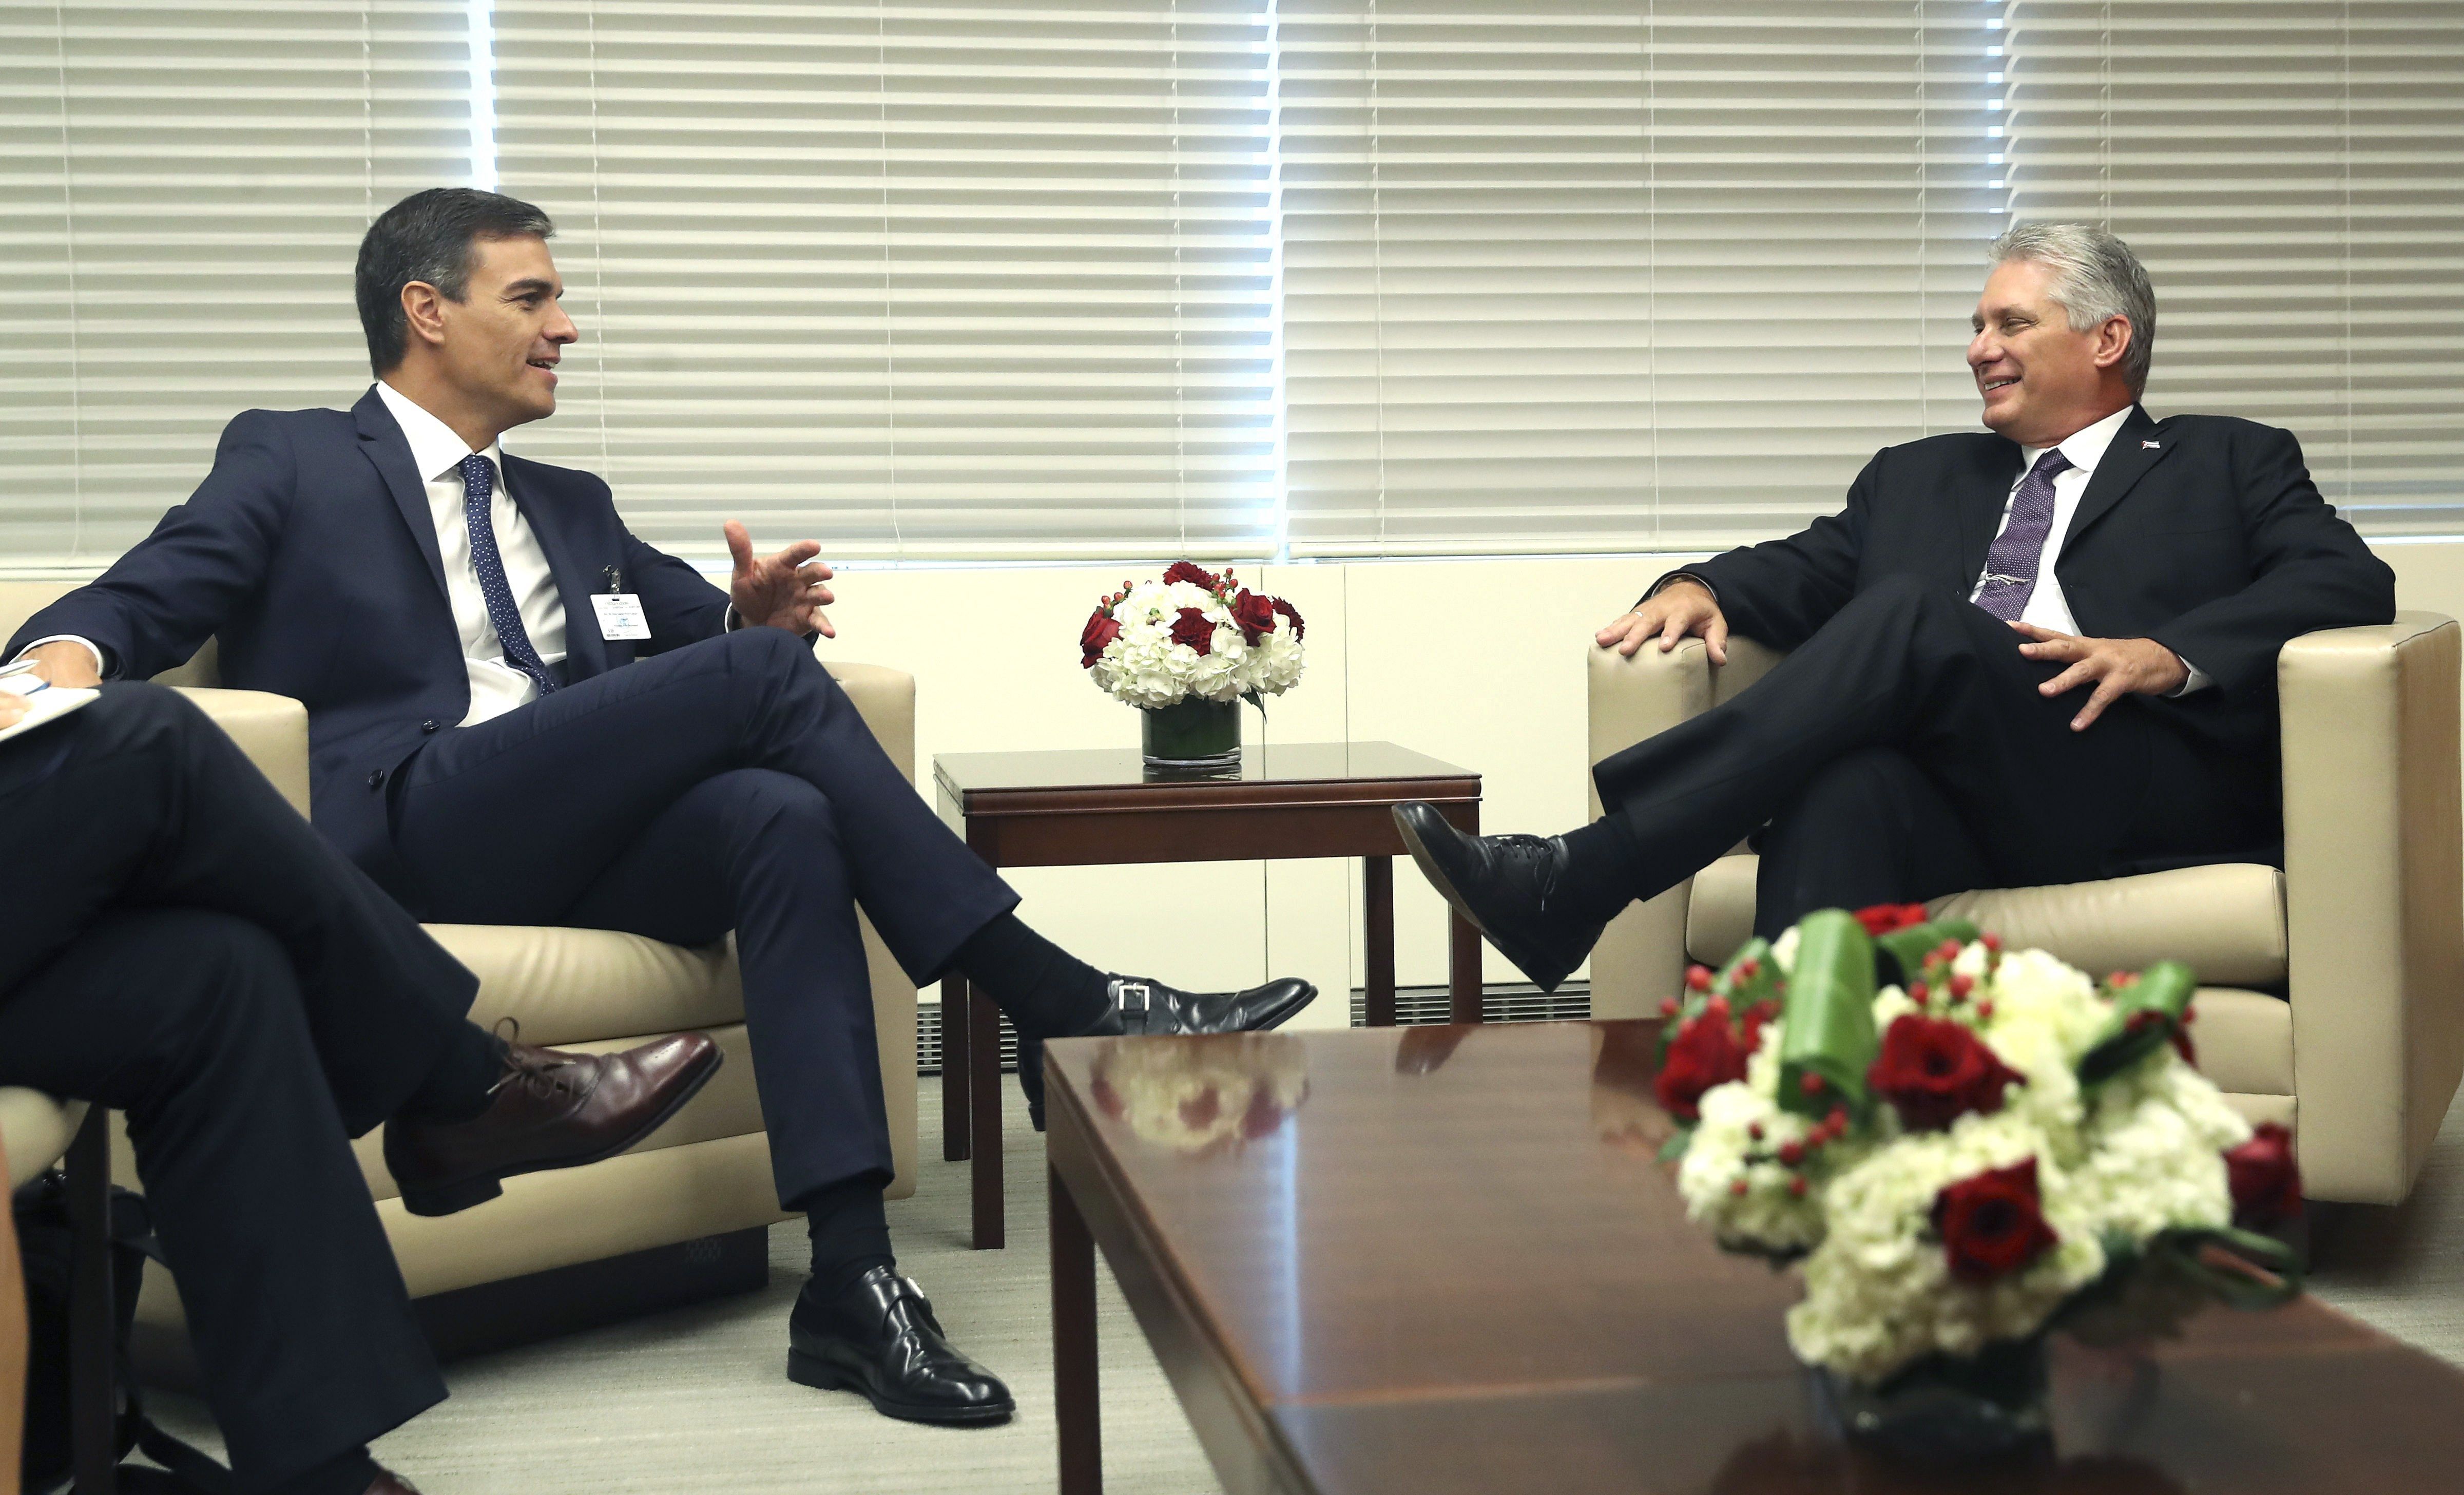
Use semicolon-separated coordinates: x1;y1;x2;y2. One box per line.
933;742;1483;1249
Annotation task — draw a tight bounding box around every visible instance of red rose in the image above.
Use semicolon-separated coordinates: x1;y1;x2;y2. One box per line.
1163;560;1219;588
1855;902;1932;935
1654;1011;1750;1121
1932;1158;2059;1283
1080;609;1122;668
1230;588;1277;642
1868;1014;2023;1132
1739;998;1781;1055
2224;1122;2302;1228
1169;607;1216;655
1272;597;1305;640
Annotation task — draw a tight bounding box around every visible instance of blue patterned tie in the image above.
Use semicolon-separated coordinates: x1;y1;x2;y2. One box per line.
1974;447;2073;622
459;453;557;696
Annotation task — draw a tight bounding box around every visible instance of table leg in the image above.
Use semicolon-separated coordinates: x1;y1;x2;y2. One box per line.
1052;1162;1102;1495
1450;802;1483;1024
970;988;1006;1250
1364;855;1396;1027
68;1108;117;1495
942;976;971;1163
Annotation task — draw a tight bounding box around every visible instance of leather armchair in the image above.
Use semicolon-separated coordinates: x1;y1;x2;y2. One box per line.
1586;612;2464;1206
0;581;918;1314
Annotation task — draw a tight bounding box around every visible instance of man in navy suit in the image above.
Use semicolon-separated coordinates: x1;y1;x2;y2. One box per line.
1393;223;2396;990
9;188;1315;1430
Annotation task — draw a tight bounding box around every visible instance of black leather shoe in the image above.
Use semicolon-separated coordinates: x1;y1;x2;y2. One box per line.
1392;801;1604;993
788;1267;1014;1426
1017;975;1318;1130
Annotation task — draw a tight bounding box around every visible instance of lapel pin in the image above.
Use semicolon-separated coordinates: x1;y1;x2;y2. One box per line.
2142;439;2162;449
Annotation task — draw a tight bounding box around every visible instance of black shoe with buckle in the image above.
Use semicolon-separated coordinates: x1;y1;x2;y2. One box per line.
1392;800;1606;993
788;1266;1014;1426
1016;974;1317;1130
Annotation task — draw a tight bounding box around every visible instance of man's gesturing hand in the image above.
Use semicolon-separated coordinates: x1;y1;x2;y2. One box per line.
2011;620;2187;732
1595;576;1729;663
724;520;837;639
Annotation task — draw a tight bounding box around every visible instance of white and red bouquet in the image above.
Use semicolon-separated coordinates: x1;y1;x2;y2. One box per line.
1659;905;2303;1389
1080;561;1305;710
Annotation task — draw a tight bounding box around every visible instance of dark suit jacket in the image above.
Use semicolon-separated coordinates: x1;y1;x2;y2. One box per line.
1676;406;2396;765
6;387;731;901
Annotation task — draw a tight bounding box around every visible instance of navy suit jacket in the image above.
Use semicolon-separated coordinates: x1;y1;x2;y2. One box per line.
8;386;732;903
1678;407;2398;767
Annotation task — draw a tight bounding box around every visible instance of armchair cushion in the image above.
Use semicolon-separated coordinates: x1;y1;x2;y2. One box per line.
0;1090;84;1189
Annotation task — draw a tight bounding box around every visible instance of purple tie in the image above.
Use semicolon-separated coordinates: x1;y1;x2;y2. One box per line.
1973;447;2073;622
459;454;558;696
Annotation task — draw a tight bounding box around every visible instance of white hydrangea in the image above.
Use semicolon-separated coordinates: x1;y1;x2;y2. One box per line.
1086;575;1307;710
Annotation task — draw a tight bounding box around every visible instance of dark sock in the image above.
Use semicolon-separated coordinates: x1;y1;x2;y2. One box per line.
952;912;1112;1039
800;1173;896;1305
266;1446;381;1495
1557;816;1649;925
399;1023;505;1123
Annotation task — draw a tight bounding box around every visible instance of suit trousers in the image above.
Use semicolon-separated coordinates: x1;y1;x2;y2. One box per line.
1590;577;2272;940
0;686;467;1493
388;626;1018;1208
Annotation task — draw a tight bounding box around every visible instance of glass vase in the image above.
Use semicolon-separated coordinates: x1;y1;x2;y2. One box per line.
1140;697;1241;772
1811;1337;2052;1462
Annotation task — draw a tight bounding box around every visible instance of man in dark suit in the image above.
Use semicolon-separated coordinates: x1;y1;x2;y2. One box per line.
7;187;1312;1426
1394;223;2397;989
0;682;719;1495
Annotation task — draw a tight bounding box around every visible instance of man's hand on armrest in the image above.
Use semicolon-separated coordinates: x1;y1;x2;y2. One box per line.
1595;575;1730;663
2010;621;2189;731
9;639;104;689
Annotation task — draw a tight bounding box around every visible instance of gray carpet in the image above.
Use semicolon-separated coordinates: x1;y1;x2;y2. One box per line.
148;1076;2464;1492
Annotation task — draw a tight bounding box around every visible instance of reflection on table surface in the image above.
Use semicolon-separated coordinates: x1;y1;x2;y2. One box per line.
1088;1032;1309;1156
934;740;1474;793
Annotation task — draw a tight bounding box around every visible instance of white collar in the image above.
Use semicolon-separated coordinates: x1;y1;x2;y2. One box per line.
2021;404;2136;478
374;381;506;487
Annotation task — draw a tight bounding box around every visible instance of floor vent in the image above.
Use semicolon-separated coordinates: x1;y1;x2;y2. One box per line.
916;983;1591;1076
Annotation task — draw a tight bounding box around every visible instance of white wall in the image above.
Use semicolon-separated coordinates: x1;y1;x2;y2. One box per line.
824;539;2464;1032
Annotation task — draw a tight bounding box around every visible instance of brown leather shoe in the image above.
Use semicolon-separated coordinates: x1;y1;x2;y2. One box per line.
366;1469;425;1494
383;1030;723;1216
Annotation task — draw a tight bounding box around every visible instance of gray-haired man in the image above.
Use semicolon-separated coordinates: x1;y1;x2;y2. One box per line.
1395;223;2396;989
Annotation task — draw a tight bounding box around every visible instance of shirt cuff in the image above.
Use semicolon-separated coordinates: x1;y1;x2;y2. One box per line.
14;635;109;680
723;604;743;633
2167;655;2212;697
1636;569;1718;612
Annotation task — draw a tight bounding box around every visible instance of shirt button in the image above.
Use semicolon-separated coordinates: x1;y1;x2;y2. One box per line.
420;720;438;734
367;769;385;788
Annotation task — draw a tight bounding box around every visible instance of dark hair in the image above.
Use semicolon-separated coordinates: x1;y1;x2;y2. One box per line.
355;187;556;374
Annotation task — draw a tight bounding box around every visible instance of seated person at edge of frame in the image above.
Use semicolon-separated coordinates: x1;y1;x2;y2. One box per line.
0;682;719;1495
1390;221;2397;991
6;186;1318;1429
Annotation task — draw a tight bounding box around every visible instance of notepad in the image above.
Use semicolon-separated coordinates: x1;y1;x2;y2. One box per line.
0;679;98;747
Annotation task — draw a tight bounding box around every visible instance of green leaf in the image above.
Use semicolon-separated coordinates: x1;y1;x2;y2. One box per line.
1871;917;1980;987
1777;910;1878;1121
2078;961;2198;1089
1657;1127;1694;1164
2150;1224;2303;1310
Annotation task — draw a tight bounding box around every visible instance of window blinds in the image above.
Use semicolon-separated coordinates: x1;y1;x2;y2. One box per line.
1275;2;2005;558
2004;2;2464;536
489;0;1277;564
0;2;477;564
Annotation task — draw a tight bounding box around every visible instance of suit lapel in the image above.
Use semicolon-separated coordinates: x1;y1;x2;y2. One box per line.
1956;435;2026;587
502;454;610;682
2057;406;2173;561
353;387;450;603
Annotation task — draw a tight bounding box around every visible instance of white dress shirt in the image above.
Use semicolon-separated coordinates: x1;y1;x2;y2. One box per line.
374;381;569;726
1971;404;2208;694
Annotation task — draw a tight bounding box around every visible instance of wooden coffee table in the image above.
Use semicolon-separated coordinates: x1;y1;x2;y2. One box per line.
1044;1020;2464;1494
934;742;1481;1249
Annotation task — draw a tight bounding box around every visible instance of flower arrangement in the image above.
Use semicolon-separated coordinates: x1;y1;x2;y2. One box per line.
1659;905;2303;1396
1081;561;1305;711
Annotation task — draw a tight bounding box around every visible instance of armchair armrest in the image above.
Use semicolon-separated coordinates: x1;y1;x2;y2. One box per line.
2281;611;2464;1203
1583;635;1787;1015
170;686;311;818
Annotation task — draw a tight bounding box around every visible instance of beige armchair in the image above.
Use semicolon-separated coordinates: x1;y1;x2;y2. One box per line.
0;580;917;1346
1587;612;2464;1206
